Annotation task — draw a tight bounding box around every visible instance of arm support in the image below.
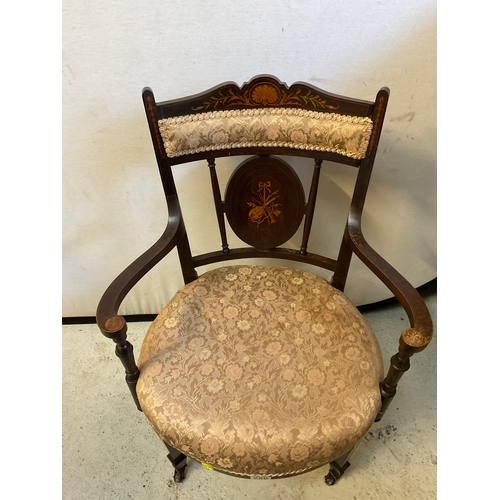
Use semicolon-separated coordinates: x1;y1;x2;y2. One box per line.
346;213;434;421
96;195;184;339
95;195;184;410
347;217;433;352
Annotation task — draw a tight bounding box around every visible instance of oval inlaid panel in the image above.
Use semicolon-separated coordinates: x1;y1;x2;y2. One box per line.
225;156;305;250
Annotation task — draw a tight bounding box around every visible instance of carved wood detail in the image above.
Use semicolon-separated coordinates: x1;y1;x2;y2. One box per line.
192;82;340;112
224;156;305;250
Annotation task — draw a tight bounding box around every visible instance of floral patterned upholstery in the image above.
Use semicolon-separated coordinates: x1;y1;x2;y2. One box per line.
158;108;373;160
137;265;384;478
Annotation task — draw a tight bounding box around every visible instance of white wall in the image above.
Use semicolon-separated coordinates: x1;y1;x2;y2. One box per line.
62;0;436;317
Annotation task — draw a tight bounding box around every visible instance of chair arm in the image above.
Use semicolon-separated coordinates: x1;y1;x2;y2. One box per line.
96;195;184;340
347;217;433;354
346;214;434;421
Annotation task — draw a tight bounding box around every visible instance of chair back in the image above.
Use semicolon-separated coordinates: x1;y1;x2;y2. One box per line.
142;75;389;289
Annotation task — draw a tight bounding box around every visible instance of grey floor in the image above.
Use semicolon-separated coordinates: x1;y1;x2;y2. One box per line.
62;286;436;500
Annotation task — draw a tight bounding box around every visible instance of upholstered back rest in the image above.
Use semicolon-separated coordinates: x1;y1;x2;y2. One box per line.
158;108;373;160
142;76;389;288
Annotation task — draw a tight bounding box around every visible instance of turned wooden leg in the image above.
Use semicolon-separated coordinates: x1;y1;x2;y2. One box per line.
324;448;353;486
164;442;188;483
113;334;142;412
376;344;412;421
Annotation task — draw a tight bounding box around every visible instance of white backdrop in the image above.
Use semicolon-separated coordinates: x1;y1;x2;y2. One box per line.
62;0;436;317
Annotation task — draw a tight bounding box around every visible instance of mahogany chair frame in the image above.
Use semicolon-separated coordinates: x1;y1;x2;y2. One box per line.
96;75;433;485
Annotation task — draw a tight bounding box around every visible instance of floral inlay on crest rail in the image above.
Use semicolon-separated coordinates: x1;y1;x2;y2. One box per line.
247;181;282;226
192;83;339;112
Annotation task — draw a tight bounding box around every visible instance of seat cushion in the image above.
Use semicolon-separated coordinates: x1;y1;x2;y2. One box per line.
137;265;384;478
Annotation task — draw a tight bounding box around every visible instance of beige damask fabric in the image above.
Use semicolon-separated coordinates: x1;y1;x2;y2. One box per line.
158;108;373;160
137;265;383;477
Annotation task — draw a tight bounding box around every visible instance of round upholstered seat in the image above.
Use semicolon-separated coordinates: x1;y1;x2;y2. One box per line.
136;265;384;478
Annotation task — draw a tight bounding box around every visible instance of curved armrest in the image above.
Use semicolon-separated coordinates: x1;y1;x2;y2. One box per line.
347;216;433;354
96;195;185;339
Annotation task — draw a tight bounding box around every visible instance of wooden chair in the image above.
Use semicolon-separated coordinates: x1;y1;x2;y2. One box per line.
96;75;433;486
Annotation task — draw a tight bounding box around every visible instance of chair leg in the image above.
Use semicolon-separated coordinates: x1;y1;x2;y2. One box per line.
324;448;353;486
163;442;188;483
